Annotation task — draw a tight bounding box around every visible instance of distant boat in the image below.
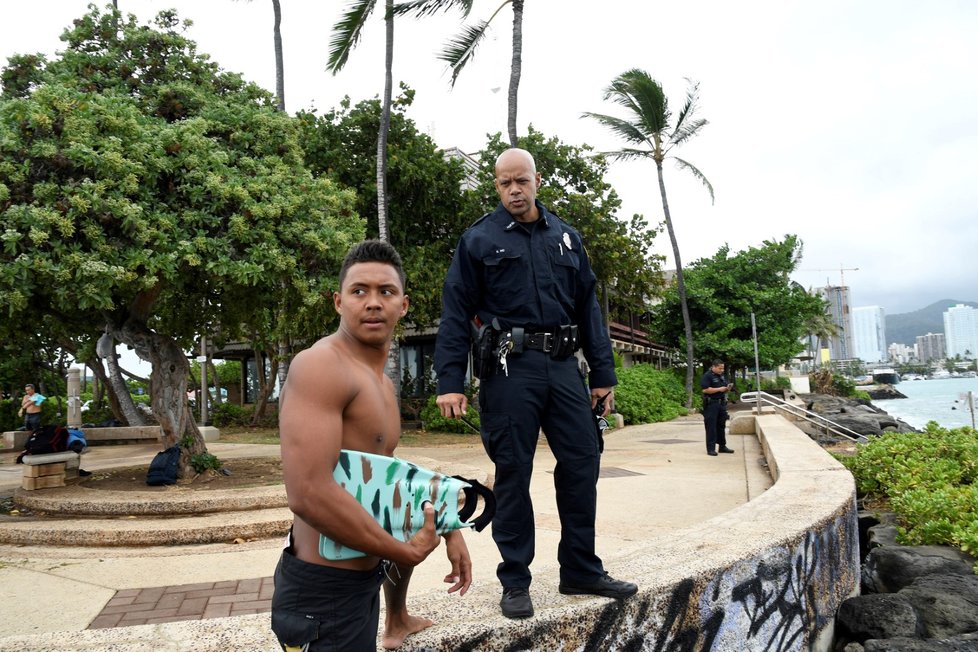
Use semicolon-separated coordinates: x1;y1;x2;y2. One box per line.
872;368;901;385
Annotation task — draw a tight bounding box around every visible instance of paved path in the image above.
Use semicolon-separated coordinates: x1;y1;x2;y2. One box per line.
0;410;771;649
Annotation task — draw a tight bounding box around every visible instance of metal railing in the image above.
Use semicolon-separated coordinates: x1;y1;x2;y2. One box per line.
738;391;869;443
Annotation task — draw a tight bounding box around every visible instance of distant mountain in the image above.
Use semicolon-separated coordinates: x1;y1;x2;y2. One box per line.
885;299;978;345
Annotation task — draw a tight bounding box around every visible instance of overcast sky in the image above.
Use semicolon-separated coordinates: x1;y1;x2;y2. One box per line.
3;0;977;318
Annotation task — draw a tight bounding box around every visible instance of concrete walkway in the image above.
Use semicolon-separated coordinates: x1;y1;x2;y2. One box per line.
0;412;771;650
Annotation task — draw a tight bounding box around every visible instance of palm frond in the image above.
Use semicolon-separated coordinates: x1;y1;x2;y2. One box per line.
392;0;474;19
580;111;648;147
673;157;714;205
601;148;657;163
604;69;669;137
671;118;708;148
327;0;377;73
672;79;700;130
437;20;490;87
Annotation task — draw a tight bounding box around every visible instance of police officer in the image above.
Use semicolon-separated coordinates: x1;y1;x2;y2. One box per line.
434;148;637;619
701;360;735;456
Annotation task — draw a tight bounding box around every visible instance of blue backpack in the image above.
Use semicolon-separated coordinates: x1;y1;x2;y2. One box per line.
146;446;181;486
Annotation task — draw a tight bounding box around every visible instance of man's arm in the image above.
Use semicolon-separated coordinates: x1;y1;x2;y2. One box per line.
572;233;617;391
280;346;439;566
435;237;479;416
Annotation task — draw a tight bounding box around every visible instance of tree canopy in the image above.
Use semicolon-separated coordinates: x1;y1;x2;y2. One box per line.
296;88;480;329
0;6;363;458
650;235;825;373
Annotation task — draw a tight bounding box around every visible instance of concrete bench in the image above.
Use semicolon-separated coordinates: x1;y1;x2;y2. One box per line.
5;425;218;450
20;449;88;490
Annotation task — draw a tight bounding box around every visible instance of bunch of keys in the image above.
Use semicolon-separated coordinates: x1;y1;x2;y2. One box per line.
497;338;514;376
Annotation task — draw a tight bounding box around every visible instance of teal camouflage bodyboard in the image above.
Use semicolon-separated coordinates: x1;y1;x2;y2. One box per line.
319;449;495;561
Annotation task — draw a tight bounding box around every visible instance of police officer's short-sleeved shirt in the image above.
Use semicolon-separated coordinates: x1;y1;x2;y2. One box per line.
701;370;728;394
435;201;616;395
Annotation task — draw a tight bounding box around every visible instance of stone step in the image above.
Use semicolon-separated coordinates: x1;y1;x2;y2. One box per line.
0;506;292;546
13;484;287;516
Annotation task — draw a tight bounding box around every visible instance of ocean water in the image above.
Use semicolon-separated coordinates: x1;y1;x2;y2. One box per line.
872;377;978;430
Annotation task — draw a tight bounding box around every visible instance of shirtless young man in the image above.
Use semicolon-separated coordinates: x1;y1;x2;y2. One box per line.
272;240;472;651
18;384;44;432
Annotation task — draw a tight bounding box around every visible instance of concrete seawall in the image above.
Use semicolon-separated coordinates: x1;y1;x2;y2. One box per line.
398;413;859;651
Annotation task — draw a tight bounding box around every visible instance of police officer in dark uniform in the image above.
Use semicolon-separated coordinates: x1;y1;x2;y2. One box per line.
701;359;735;456
434;148;637;619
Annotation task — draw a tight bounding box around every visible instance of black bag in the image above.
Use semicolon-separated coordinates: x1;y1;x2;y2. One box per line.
146;445;181;486
24;425;69;455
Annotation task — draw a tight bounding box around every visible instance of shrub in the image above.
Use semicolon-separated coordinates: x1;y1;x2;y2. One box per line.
420;386;480;434
614;364;688;425
211;402;251;427
838;422;978;570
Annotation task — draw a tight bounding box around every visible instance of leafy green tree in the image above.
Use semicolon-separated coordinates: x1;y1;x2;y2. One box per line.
297;89;479;329
426;0;524;146
584;70;714;408
473;128;664;322
0;7;363;471
650;236;825;377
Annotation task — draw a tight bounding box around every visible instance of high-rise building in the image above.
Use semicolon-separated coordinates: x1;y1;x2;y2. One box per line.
888;342;913;364
819;286;854;361
943;304;978;359
852;306;886;362
916;332;946;364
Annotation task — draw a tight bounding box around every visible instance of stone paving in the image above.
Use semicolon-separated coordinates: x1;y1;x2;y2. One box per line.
89;577;274;629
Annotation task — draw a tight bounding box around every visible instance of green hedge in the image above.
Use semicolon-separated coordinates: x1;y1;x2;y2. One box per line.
614;364;688;425
838;422;978;570
211;402;251;427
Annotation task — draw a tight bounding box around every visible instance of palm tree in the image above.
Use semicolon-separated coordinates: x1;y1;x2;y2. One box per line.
804;298;839;369
329;0;468;241
234;1;286;111
583;70;713;408
434;0;524;146
328;0;467;398
271;0;285;111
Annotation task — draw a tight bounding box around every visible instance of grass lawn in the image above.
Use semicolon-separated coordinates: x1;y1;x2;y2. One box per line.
216;426;480;448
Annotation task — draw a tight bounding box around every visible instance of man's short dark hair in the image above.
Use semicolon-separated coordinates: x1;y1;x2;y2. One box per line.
338;240;406;290
711;360;724;367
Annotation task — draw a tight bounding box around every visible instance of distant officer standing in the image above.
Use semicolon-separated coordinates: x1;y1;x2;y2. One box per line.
434;148;637;620
701;360;734;456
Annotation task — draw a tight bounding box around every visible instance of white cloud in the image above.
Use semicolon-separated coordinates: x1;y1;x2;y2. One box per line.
2;0;977;316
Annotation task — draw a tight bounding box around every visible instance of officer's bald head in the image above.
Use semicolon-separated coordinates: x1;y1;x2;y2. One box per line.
495;148;536;176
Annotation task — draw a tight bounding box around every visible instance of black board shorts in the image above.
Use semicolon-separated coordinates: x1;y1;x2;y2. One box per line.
271;547;385;651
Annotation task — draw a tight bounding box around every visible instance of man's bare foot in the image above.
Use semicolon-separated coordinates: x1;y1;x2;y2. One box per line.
383;613;434;650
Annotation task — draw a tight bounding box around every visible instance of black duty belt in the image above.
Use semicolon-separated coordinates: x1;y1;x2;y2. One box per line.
495;325;580;360
523;332;555;352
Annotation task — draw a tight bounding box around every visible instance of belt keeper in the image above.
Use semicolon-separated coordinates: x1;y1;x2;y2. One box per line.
511;327;524;353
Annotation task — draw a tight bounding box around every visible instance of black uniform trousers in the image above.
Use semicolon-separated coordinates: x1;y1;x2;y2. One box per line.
478;349;604;589
703;399;729;452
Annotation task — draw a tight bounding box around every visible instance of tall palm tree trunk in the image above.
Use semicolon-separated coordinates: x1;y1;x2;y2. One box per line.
377;0;393;242
506;0;524;147
272;0;284;111
379;0;401;408
656;161;696;408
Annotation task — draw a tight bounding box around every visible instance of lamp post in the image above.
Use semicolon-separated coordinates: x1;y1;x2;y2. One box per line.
198;336;208;426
